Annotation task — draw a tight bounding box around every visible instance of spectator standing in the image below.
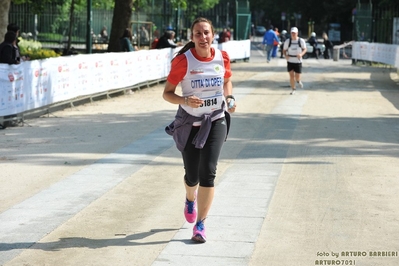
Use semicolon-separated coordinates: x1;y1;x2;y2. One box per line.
272;27;280;58
167;31;181;46
3;23;25;129
322;32;333;59
262;25;279;63
218;28;231;43
139;25;149;45
0;31;20;64
7;23;29;61
360;32;365;41
150;26;161;49
120;28;138;52
280;30;288;58
100;26;108;42
153;27;160;39
283;27;307;95
218;28;225;43
308;32;318;59
156;31;182;49
224;28;231;42
0;30;21;129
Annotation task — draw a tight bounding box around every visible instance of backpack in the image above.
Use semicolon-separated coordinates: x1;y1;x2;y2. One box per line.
288;37;302;48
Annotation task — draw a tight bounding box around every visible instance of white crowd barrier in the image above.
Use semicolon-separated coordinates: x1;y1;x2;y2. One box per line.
352;41;399;68
0;40;250;117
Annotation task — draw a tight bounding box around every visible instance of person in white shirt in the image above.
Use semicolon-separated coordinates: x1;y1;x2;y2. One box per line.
283;27;307;95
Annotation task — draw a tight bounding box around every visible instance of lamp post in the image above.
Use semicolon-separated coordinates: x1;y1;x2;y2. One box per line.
281;12;286;32
151;0;154;23
308;19;314;37
226;2;230;27
86;0;92;54
297;13;301;34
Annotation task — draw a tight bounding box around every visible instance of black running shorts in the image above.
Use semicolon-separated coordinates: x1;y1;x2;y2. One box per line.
287;62;302;73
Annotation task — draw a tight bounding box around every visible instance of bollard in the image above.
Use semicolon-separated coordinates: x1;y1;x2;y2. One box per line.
333;48;339;61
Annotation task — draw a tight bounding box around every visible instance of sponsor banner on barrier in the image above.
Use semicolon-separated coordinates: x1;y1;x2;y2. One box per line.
352;42;399;68
218;40;251;60
27;59;53;110
0;40;250;117
0;64;25;115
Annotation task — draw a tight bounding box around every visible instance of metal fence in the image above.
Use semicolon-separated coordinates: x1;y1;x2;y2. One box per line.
9;3;114;46
353;2;399;44
8;0;244;52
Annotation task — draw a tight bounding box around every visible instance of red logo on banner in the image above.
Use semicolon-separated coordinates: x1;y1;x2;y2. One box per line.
35;70;39;77
58;66;62;72
8;73;14;82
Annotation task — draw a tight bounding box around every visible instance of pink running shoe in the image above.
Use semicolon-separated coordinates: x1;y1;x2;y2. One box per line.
184;195;197;223
191;220;206;243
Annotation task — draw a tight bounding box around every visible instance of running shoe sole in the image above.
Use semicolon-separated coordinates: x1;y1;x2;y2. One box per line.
191;220;206;243
191;234;206;243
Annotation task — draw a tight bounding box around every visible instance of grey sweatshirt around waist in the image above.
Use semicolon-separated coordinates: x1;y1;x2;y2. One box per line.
165;104;227;152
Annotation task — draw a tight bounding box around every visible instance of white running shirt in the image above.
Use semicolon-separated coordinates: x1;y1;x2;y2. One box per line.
180;49;225;125
284;38;306;63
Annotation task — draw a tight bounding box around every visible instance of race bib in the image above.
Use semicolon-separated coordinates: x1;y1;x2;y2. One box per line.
193;90;223;114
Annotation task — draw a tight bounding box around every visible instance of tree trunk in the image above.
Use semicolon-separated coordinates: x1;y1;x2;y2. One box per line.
0;0;11;40
108;0;134;52
66;0;76;53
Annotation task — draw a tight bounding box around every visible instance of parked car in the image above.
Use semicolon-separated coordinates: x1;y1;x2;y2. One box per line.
255;26;266;36
303;42;325;59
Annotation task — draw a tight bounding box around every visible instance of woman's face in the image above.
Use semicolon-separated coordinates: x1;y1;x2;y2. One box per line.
191;22;214;50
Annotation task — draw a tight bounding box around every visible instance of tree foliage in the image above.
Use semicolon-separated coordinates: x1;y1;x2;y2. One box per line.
12;0;63;13
376;0;399;6
11;0;115;12
249;0;358;33
184;0;219;11
92;0;115;9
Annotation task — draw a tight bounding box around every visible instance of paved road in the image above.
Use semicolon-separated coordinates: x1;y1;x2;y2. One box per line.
1;42;399;266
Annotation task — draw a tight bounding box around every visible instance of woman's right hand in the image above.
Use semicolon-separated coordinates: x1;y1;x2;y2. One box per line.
186;96;204;108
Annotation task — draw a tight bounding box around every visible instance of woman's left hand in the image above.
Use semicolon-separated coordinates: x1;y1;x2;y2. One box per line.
227;99;236;113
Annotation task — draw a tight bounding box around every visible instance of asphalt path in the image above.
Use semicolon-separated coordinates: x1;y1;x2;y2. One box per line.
1;41;399;266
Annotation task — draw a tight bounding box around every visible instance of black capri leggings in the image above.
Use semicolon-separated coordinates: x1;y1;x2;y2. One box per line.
182;117;227;188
